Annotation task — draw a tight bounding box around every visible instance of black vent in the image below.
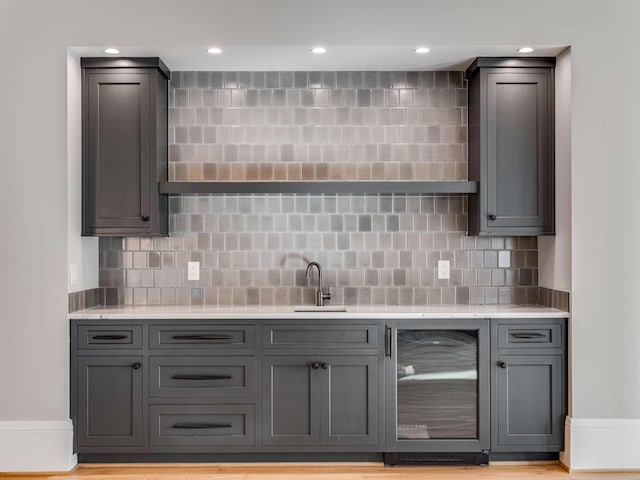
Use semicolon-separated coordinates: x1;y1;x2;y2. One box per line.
384;451;489;466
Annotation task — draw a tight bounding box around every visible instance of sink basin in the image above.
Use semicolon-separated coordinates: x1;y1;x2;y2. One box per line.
294;305;347;312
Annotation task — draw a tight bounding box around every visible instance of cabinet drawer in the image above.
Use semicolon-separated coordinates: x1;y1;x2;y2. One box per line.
77;325;142;349
150;356;255;399
150;404;255;446
262;324;378;350
497;324;562;349
149;325;254;350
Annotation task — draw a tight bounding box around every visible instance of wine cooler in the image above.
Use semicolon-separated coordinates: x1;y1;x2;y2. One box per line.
384;319;490;456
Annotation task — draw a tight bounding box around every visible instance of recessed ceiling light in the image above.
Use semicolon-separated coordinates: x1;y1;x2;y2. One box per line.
414;47;430;54
207;47;223;54
104;48;120;55
518;47;534;53
310;46;326;54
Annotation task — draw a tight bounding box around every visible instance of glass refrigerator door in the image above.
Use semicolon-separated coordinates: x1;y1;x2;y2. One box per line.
396;329;478;440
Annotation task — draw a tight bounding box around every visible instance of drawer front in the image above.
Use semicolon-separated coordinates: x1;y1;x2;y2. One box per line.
262;324;378;350
497;324;562;349
150;404;255;446
150;356;255;399
77;325;142;349
149;325;254;350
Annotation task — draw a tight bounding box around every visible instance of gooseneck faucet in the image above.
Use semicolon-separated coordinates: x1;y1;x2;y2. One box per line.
306;261;331;307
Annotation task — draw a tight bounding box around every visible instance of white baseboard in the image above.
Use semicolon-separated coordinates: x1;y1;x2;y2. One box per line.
565;416;640;471
0;420;77;472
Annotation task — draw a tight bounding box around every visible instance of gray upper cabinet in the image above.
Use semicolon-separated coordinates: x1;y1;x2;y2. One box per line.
467;58;555;236
82;58;169;236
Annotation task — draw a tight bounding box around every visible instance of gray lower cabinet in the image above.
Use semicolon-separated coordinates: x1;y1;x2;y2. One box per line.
76;356;143;447
491;319;567;452
262;355;379;447
71;317;567;458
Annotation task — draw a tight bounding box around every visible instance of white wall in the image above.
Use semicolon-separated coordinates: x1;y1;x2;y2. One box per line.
539;48;571;294
1;0;640;472
67;53;99;294
0;4;75;471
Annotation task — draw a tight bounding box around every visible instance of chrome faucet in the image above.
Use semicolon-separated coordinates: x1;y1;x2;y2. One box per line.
306;261;331;307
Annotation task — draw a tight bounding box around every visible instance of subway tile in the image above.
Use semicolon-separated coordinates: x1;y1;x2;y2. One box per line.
349;71;364;88
309;71;322;89
280;72;294;88
294;72;308;88
261;71;277;89
403;71;418;88
392;71;407;89
182;72;196;88
357;89;371;107
238;72;251;89
197;71;210;88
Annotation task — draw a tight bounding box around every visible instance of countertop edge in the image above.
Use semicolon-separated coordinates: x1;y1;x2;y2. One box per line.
68;310;570;320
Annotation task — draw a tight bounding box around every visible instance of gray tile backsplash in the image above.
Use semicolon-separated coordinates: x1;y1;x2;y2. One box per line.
168;70;467;182
97;70;539;306
99;194;538;306
539;287;570;311
68;287;119;313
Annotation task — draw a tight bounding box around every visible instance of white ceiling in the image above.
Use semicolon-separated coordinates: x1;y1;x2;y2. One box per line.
70;45;566;71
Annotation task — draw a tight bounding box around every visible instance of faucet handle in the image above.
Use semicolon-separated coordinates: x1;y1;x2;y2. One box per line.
322;286;331;301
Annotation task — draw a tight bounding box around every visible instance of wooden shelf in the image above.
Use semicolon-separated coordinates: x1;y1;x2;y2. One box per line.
159;181;478;195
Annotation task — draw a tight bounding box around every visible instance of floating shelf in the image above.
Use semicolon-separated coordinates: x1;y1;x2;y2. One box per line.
159;181;478;195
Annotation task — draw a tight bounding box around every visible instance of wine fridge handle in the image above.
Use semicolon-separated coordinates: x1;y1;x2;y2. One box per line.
385;326;392;358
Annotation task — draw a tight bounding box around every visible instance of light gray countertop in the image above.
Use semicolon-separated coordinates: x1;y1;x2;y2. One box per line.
69;304;569;320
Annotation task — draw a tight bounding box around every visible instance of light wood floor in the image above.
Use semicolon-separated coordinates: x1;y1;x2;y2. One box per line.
3;463;640;480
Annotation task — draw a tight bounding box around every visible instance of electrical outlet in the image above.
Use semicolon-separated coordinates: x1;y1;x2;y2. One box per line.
437;260;450;280
187;261;200;281
69;264;79;287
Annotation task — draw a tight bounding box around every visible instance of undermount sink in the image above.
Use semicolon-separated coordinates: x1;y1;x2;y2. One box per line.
294;305;347;312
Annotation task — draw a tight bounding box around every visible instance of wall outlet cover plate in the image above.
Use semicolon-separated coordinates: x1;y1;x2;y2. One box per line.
437;260;450;280
187;261;200;281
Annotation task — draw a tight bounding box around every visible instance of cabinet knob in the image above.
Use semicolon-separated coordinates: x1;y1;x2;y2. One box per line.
497;361;507;369
132;362;142;370
310;362;320;370
489;214;497;221
141;215;150;222
321;362;329;370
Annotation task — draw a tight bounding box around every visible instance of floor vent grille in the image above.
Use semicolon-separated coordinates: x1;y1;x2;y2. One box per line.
384;451;489;466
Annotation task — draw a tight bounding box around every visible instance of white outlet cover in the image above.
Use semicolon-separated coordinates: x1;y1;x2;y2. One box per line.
187;261;200;281
69;264;79;287
437;260;450;280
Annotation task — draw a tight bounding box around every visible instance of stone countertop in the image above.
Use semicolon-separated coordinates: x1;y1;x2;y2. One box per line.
69;304;569;320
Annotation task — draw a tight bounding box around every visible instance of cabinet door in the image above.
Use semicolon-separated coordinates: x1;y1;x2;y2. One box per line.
262;356;320;446
320;356;379;446
485;71;553;232
493;354;563;450
76;356;143;447
84;71;152;232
